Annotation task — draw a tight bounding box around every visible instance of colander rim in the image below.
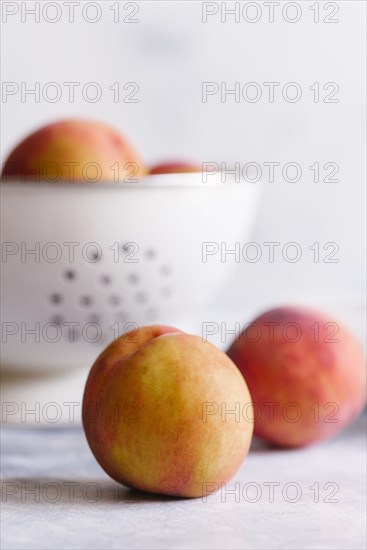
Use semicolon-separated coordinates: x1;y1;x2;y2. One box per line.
0;172;257;190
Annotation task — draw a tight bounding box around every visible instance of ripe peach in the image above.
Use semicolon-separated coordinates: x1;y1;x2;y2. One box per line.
227;307;366;448
1;119;146;183
149;162;201;175
83;325;253;498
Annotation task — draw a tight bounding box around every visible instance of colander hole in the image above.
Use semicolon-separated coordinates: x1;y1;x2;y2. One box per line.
50;315;64;325
50;293;62;304
128;273;139;285
109;295;121;307
88;314;101;324
64;270;76;281
90;250;101;261
100;275;111;286
80;296;93;307
160;265;171;276
145;249;156;259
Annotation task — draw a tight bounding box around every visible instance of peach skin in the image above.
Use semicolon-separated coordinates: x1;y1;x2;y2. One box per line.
1;119;146;183
227;307;366;448
83;325;253;497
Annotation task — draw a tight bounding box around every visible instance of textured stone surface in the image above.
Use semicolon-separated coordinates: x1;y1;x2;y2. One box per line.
1;415;366;550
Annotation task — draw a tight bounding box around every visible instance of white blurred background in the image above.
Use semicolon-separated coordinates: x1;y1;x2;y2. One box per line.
2;1;365;305
1;1;366;418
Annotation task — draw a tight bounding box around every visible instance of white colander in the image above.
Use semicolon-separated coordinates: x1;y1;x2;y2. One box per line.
1;174;260;372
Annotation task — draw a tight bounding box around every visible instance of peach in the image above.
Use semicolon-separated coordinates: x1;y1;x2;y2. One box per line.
149;161;201;175
83;325;253;498
1;119;146;183
227;307;366;448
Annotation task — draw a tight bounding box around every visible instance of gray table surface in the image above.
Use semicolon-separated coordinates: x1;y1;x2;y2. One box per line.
1;414;366;550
